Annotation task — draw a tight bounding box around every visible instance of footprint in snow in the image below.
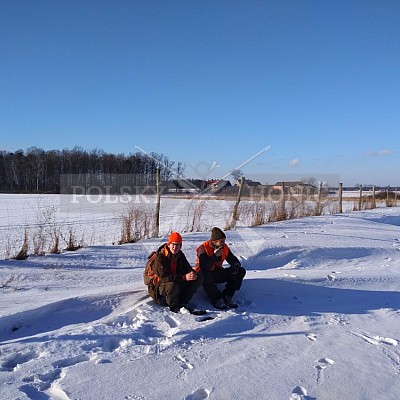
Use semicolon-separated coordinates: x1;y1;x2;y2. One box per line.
164;314;180;338
95;358;112;364
317;357;335;369
290;386;316;399
306;333;317;342
174;354;194;371
100;337;123;352
21;366;71;400
328;314;348;326
315;358;334;384
352;332;398;346
185;388;211;400
110;308;146;329
22;368;63;391
0;350;40;372
173;354;195;380
20;384;51;400
52;354;90;368
290;386;308;399
21;353;92;396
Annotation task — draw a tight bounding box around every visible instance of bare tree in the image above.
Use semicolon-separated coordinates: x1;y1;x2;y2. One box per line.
0;148;181;194
231;169;243;182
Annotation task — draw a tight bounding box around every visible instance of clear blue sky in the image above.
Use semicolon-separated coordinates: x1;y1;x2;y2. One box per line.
1;0;399;186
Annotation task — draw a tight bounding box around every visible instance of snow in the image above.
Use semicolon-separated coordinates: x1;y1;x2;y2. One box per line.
1;204;400;400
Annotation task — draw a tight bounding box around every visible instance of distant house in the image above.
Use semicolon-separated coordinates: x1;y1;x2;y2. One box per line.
236;178;262;189
273;181;318;195
163;179;204;193
206;179;231;193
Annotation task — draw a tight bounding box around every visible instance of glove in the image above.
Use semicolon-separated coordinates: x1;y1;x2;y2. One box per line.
232;262;241;276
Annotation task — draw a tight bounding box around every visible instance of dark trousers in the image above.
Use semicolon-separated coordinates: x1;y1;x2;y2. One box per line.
151;274;204;308
202;267;246;301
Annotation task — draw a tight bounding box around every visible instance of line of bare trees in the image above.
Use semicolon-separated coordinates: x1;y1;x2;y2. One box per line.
0;147;183;193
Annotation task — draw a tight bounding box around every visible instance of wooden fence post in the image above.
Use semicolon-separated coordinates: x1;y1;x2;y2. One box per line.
386;186;391;207
358;185;363;211
279;182;286;220
338;183;343;213
226;176;245;230
153;168;161;237
372;185;376;209
316;182;323;215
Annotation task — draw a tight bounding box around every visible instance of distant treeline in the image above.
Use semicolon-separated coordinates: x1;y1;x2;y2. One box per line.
0;147;183;193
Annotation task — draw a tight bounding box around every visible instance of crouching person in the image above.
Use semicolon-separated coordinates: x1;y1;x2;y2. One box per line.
145;232;203;313
195;227;246;310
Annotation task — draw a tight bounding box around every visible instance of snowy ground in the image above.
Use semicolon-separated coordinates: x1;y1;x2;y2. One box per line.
1;207;400;399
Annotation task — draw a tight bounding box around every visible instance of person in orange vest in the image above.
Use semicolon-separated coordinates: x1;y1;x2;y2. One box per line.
195;227;246;310
148;232;204;313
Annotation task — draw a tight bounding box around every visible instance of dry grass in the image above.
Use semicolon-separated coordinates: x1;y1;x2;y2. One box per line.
119;206;153;244
251;202;268;226
63;229;83;251
268;203;287;222
13;230;29;260
186;200;206;232
1;274;20;292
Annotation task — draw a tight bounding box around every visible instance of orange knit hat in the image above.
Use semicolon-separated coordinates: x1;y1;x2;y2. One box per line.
168;232;182;245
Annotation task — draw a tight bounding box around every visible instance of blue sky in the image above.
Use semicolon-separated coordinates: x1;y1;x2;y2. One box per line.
1;0;399;186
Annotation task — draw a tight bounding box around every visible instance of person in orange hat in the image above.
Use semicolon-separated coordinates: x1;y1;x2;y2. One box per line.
145;232;204;313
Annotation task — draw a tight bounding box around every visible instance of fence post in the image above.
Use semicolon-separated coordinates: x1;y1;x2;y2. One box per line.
358;184;363;211
386;186;391;207
316;182;323;215
279;182;286;220
338;183;343;213
226;176;245;230
153;168;161;238
372;185;376;209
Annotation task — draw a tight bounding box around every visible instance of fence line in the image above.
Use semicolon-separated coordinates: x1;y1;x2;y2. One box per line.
0;185;398;260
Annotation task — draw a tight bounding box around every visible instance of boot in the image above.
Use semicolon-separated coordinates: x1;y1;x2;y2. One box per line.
223;295;238;308
212;298;228;310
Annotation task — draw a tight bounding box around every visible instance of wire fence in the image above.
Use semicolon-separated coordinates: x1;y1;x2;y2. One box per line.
0;190;397;260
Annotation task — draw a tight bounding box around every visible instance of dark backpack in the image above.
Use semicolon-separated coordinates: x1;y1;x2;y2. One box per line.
143;251;160;286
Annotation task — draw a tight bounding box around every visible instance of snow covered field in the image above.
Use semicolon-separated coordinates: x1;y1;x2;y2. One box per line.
0;194;238;259
1;204;400;399
0;193;366;260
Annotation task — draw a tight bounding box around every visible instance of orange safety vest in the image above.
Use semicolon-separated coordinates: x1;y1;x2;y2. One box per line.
194;240;229;272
